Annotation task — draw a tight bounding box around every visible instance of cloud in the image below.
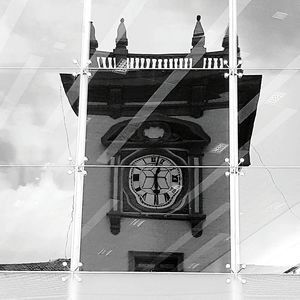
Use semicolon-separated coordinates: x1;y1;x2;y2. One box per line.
0;70;77;164
0;168;74;263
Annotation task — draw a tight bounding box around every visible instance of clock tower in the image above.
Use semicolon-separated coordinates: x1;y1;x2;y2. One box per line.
61;16;261;272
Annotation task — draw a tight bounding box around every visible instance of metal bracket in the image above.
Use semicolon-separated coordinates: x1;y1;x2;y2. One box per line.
225;263;247;284
67;157;88;176
72;59;92;77
224;158;245;176
224;68;243;79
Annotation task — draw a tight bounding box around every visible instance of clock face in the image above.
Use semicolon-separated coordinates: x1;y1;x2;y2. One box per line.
128;154;183;209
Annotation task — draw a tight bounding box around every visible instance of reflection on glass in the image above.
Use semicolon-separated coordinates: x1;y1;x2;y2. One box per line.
91;0;229;54
61;8;241;167
0;69;78;165
0;0;83;67
238;0;300;69
61;14;262;167
0;167;74;271
240;69;300;166
240;167;300;274
81;166;230;272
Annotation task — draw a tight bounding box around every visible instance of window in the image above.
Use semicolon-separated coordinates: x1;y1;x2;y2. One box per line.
128;251;184;272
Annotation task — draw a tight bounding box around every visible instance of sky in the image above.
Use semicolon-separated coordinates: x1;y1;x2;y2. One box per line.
0;0;300;270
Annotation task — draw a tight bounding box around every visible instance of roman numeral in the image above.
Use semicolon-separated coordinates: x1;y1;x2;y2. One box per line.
133;174;139;181
170;186;178;193
172;175;179;182
164;193;170;202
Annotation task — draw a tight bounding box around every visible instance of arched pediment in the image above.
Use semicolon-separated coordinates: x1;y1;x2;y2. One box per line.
101;114;211;154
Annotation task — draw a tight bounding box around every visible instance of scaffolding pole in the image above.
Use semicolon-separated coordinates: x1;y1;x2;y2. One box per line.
70;0;92;272
229;0;240;275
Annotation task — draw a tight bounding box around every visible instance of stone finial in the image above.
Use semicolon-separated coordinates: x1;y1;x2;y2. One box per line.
90;21;98;53
192;15;205;47
222;26;240;56
116;18;128;48
222;26;229;49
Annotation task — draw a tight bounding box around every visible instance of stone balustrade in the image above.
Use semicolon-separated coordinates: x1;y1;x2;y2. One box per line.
94;55;225;70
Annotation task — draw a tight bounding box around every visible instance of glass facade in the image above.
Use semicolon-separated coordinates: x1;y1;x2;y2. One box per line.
1;0;300;294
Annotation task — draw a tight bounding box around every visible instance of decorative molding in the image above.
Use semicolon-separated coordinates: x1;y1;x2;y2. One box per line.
107;210;206;238
101;114;211;155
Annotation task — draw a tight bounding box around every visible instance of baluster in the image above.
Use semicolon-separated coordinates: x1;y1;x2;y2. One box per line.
164;59;168;69
129;57;134;69
96;57;102;68
220;58;224;69
213;58;219;69
208;58;212;69
146;58;151;69
169;58;173;69
152;58;157;68
157;59;162;69
184;58;188;69
189;58;193;68
140;58;145;68
135;58;139;69
174;58;178;68
178;58;183;69
107;57;113;69
202;57;207;69
101;57;107;68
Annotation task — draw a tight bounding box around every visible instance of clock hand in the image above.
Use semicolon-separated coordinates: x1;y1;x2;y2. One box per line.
155;167;161;176
154;167;160;189
153;167;161;202
154;193;159;205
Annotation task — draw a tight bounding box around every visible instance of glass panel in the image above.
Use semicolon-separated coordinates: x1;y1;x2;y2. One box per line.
60;0;233;167
0;272;69;299
238;0;300;69
91;0;229;56
239;69;300;166
0;0;83;68
2;272;300;299
0;69;78;165
76;273;234;299
80;166;230;272
60;71;231;167
239;167;300;274
76;69;229;167
0;166;74;270
240;274;300;298
0;272;236;300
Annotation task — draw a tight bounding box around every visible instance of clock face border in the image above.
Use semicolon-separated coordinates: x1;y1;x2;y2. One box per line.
129;154;183;209
121;149;189;214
